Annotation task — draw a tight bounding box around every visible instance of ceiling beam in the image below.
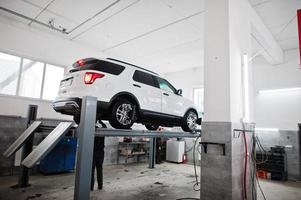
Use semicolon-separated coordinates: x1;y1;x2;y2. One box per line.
249;3;284;65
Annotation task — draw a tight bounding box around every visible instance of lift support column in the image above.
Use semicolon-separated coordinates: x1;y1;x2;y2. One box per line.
18;105;37;187
148;138;156;169
74;96;97;200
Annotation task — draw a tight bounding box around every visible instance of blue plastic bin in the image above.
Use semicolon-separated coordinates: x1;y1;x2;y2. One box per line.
39;137;77;174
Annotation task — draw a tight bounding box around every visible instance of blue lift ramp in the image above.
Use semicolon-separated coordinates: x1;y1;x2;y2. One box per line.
3;121;42;158
22;122;73;168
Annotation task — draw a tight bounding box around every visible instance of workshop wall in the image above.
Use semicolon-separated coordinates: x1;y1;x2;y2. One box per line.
256;130;300;180
0;17;103;68
164;66;203;100
0;16;106;120
165;49;301;131
0;115;27;176
253;49;301;130
0;95;73;120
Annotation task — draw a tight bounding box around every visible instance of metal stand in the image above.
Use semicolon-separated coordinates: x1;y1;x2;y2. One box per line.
58;96;200;200
199;142;226;156
17;105;37;188
149;138;156;169
4;108;73;187
74;96;97;200
22;122;73;168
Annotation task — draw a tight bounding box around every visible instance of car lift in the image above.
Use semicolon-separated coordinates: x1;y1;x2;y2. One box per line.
3;96;201;200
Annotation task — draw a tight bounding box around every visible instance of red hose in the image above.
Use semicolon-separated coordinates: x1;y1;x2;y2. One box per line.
242;131;248;200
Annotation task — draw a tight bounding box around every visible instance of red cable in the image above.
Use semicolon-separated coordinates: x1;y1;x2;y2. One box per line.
297;9;301;67
242;131;248;200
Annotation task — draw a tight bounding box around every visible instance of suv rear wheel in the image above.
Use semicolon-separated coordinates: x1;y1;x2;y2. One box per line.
181;110;198;132
109;98;136;129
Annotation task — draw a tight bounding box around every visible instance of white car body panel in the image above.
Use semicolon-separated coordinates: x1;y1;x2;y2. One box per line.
161;90;190;116
54;58;197;120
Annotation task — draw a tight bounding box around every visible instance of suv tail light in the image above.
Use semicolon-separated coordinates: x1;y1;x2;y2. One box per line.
84;72;104;84
77;59;85;66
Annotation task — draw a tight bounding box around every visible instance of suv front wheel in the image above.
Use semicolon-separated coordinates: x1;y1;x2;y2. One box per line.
181;110;198;132
109;98;136;129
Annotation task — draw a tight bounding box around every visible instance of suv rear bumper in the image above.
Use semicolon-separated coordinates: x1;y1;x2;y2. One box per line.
53;97;111;116
53;97;81;115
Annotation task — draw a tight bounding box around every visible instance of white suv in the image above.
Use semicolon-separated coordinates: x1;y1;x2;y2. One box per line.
53;58;199;132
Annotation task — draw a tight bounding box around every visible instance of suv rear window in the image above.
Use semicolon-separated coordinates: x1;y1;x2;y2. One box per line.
133;70;157;87
70;59;125;75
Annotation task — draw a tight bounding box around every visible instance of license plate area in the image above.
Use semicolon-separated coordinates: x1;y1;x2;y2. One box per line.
60;77;73;87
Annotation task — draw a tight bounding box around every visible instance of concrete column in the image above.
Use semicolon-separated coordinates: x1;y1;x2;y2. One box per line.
201;0;254;199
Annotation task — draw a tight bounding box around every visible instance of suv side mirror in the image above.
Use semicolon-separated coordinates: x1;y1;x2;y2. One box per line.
176;89;182;96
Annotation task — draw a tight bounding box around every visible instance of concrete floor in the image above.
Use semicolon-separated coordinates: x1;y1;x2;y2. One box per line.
0;162;300;200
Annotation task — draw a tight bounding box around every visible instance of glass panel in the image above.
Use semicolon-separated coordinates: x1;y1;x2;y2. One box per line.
133;70;157;87
0;52;21;95
71;59;125;75
157;78;176;93
42;64;65;100
19;59;44;98
193;88;204;116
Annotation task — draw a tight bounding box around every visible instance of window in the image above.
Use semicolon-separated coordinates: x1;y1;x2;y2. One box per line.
193;88;204;116
157;77;176;93
0;52;21;95
71;60;125;75
0;51;65;100
42;64;65;100
19;59;44;98
133;70;157;87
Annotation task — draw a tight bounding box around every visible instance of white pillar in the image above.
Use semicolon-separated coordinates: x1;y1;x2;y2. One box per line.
204;0;253;122
201;0;254;199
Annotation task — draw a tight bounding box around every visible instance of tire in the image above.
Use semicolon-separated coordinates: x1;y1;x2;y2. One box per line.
109;98;136;129
181;110;198;132
73;115;80;124
145;124;159;131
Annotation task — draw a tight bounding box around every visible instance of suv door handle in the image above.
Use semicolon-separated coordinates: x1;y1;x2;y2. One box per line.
133;84;141;88
163;93;169;96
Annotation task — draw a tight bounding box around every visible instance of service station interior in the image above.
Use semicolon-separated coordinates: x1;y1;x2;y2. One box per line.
0;0;301;200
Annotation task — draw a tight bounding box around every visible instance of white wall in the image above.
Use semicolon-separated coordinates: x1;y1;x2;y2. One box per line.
164;67;203;100
253;49;301;130
0;17;104;67
165;49;301;130
0;17;104;119
0;95;72;120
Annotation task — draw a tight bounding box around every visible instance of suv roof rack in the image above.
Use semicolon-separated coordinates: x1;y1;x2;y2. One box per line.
106;58;159;75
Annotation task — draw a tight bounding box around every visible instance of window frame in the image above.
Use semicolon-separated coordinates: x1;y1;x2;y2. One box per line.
0;50;65;102
18;59;45;98
71;60;125;75
156;77;177;94
132;70;158;88
0;52;22;96
193;87;204;116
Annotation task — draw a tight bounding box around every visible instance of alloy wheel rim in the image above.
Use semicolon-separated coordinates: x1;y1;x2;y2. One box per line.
116;103;133;125
187;112;197;130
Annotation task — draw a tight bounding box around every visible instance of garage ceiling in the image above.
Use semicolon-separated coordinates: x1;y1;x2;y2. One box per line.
0;0;299;73
250;0;300;52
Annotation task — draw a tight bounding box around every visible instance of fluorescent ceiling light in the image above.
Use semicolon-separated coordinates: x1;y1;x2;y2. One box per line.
242;54;250;122
255;127;279;131
259;87;301;94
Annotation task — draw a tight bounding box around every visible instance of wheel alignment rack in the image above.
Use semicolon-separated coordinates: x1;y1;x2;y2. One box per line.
3;96;201;200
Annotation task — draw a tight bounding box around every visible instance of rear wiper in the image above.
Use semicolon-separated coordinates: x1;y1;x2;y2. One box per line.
69;68;79;73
